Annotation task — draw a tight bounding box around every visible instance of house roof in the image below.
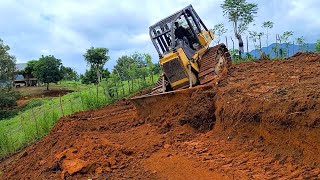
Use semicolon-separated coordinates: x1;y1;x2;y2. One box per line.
14;78;37;82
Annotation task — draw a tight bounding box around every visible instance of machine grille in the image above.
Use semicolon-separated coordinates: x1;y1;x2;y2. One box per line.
163;58;188;83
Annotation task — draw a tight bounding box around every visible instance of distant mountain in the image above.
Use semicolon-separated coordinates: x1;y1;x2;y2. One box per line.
248;43;316;58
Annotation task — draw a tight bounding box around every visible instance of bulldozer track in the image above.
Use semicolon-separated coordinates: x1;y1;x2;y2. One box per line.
198;44;231;84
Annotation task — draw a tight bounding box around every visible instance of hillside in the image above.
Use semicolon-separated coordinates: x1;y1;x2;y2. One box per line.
0;52;320;179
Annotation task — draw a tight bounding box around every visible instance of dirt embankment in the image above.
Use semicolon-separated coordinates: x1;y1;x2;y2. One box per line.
1;52;320;179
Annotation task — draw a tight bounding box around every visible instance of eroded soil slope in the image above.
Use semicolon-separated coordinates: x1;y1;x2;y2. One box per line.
1;53;320;179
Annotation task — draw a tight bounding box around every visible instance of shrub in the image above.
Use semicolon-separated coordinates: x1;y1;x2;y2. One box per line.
0;90;20;109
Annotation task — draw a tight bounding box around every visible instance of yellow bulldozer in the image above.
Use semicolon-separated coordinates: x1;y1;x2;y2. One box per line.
131;5;231;115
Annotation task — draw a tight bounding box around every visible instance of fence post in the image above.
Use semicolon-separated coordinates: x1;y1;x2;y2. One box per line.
96;84;99;105
70;99;73;114
43;106;49;132
31;107;39;137
102;86;108;103
292;41;295;55
114;81;118;98
20;115;26;139
50;98;55;125
59;94;65;117
79;91;85;110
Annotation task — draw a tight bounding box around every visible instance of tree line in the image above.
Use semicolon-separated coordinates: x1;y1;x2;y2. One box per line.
214;0;320;59
19;56;79;90
81;47;161;96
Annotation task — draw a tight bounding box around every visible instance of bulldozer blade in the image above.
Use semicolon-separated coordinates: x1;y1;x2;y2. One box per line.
130;87;201;120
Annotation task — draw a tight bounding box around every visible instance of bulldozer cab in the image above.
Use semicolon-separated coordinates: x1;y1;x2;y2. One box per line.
149;5;213;58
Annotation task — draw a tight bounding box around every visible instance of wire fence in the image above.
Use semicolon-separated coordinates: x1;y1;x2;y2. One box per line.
0;77;157;158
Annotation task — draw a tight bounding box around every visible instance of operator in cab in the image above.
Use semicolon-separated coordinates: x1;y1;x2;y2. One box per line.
174;22;195;50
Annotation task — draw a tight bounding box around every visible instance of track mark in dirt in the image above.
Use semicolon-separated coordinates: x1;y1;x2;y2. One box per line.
144;149;230;180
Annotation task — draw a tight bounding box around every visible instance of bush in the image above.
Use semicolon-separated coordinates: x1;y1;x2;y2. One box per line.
0;90;20;109
0;99;43;120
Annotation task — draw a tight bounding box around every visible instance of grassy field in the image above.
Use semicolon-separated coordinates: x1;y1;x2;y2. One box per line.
0;75;159;158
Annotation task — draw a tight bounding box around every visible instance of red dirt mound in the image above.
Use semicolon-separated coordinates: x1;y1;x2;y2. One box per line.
0;53;320;179
288;51;320;62
133;85;216;131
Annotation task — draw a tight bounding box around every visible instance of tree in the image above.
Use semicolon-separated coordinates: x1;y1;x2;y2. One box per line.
61;66;79;81
23;60;38;80
249;31;263;57
131;52;148;86
153;63;161;75
295;36;305;52
33;55;63;90
81;69;96;84
280;31;293;57
145;53;155;83
81;68;110;84
249;31;258;56
257;32;264;52
0;38;16;90
211;23;228;44
83;47;110;84
262;21;274;50
272;46;279;58
221;0;258;58
315;40;320;52
114;55;136;92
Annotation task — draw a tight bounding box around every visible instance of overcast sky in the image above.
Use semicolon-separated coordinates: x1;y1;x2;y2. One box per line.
0;0;319;73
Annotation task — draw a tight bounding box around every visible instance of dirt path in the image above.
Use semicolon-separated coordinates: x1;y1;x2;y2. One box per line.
1;53;320;179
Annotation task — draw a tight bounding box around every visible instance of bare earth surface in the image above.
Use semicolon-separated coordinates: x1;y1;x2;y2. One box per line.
1;52;320;179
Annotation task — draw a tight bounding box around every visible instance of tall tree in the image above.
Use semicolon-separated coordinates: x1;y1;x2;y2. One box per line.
33;55;63;90
83;47;110;84
211;23;228;44
315;40;320;52
280;31;293;57
262;21;274;50
256;32;264;52
221;0;258;58
0;39;16;90
249;31;263;57
249;31;257;51
295;36;305;52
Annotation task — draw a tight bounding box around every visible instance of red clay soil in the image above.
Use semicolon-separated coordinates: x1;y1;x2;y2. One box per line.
1;52;320;179
15;87;73;100
25;89;73;99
